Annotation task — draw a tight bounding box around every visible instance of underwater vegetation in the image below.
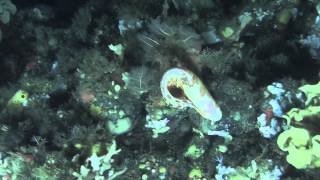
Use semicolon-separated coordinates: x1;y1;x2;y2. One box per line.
0;0;320;179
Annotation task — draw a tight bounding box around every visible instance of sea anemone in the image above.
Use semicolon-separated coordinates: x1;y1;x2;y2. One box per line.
160;67;222;122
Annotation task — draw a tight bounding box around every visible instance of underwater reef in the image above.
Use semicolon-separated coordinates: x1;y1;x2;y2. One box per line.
0;0;320;179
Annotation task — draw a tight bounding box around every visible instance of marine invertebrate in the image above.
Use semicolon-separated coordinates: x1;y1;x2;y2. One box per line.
277;127;320;169
160;68;222;122
276;82;320;169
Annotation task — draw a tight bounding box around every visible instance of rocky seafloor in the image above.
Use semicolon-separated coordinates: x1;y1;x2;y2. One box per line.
0;0;320;179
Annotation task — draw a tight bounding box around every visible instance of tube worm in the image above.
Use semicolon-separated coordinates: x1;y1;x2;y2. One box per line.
160;68;222;122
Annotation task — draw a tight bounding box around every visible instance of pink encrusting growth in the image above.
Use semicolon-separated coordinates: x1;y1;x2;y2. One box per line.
160;68;222;122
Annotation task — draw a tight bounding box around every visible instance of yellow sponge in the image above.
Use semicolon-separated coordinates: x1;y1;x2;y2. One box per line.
277;127;310;151
277;127;320;169
298;81;320;105
286;146;312;169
